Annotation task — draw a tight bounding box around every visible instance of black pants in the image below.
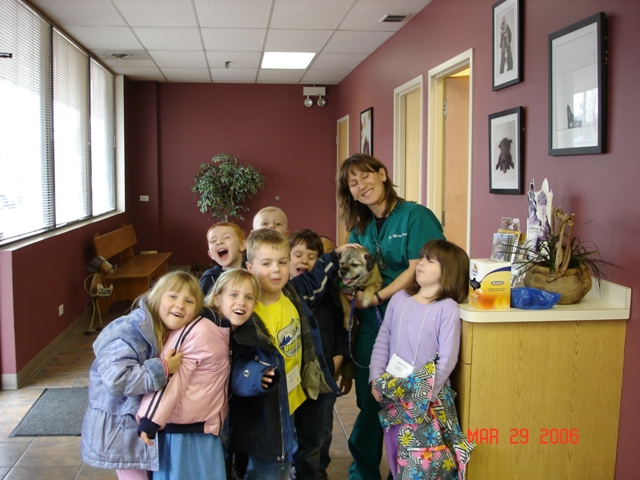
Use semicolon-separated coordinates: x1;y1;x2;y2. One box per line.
293;397;329;480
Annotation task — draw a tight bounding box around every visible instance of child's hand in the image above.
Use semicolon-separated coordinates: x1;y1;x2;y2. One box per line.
164;348;183;375
261;368;276;389
340;376;353;395
140;431;154;447
334;243;362;255
371;382;382;402
333;355;344;373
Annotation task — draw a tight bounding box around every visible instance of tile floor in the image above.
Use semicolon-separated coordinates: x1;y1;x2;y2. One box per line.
0;304;389;480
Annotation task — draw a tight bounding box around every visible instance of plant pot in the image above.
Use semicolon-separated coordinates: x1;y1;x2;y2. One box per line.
523;264;592;305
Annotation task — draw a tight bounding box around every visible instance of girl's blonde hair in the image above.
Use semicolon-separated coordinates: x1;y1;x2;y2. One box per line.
142;271;204;349
204;268;261;309
406;239;470;303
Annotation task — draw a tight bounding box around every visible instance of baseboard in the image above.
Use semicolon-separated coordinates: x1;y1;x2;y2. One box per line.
2;309;92;390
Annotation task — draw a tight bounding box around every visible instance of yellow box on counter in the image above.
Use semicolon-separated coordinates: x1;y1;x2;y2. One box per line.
469;258;511;309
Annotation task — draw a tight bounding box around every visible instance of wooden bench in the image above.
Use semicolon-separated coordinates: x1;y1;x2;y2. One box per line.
93;224;172;313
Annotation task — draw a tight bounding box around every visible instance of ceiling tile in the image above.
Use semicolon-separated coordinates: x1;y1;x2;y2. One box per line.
265;29;332;52
202;28;265;52
111;66;166;82
323;30;395;54
311;52;369;70
210;68;260;83
342;0;432;31
302;69;351;84
149;50;208;68
28;0;126;27
194;0;272;28
22;0;432;83
257;69;306;84
101;57;156;69
270;0;353;30
162;68;212;83
133;27;202;50
112;0;197;27
206;52;262;70
64;26;142;50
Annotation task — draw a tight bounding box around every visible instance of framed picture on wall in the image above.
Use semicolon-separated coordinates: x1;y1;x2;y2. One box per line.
549;12;607;155
489;106;524;194
360;107;373;155
492;0;523;90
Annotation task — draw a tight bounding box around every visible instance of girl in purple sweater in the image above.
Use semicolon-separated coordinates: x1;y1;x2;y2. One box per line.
369;239;474;479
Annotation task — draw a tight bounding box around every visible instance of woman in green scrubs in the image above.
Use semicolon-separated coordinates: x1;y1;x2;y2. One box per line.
337;154;445;480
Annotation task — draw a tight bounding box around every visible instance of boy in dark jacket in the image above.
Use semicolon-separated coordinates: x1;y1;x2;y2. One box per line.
230;229;353;479
288;230;352;480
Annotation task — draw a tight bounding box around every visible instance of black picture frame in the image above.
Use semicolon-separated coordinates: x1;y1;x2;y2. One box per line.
549;12;607;155
492;0;523;90
360;107;373;155
489;106;524;195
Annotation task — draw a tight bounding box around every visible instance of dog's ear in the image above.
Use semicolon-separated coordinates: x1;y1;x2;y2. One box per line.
364;253;377;272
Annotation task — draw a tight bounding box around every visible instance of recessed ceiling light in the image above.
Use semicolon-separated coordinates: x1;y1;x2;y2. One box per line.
110;53;131;60
261;52;315;69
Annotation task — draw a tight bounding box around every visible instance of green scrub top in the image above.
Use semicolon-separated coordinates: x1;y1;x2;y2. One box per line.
348;201;445;288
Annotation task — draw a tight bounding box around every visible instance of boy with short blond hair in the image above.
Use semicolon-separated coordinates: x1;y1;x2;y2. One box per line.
230;229;346;479
252;206;290;236
200;221;247;296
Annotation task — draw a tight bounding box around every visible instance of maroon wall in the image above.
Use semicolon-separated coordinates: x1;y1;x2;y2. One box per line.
2;2;639;477
336;0;640;478
0;214;130;373
125;82;339;265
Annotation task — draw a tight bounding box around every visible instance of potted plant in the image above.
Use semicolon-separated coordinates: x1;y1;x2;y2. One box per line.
520;207;612;304
192;153;265;221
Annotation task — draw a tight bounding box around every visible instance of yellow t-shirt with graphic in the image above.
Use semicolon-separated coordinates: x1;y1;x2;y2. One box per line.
255;295;307;414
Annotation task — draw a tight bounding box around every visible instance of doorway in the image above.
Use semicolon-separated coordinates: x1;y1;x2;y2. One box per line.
427;49;473;251
336;115;349;245
393;76;423;203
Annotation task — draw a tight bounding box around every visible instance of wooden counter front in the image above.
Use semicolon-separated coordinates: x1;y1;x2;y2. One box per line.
451;280;630;480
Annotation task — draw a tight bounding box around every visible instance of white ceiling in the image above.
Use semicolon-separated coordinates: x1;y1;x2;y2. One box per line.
26;0;432;84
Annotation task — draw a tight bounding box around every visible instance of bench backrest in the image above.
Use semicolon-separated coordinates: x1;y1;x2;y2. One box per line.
93;224;137;265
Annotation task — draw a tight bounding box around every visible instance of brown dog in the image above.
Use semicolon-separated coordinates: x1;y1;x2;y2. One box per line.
337;247;384;331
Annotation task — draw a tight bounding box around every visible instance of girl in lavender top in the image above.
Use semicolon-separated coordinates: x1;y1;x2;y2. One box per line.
369;239;471;478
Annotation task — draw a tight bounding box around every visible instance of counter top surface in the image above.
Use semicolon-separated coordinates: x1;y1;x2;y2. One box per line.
460;279;631;323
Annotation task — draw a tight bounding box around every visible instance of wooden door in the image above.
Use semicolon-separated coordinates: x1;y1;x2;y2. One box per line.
404;89;421;203
443;76;469;248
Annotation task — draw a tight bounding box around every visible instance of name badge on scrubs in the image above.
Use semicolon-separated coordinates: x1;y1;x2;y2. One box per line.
286;364;301;393
386;354;414;378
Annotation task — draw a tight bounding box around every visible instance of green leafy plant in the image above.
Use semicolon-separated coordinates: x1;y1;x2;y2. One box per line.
192;153;265;221
518;207;612;282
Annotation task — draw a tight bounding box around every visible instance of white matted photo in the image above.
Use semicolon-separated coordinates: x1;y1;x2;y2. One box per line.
549;12;607;155
489;106;523;194
492;0;522;90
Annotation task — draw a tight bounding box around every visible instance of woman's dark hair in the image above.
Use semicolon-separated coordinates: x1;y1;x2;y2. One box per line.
406;239;470;303
288;229;324;255
337;154;402;234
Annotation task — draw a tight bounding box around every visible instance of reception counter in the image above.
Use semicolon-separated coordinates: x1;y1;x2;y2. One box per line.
452;279;631;480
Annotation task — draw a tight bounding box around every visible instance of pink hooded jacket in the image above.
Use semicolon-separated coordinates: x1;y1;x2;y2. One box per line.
137;311;230;436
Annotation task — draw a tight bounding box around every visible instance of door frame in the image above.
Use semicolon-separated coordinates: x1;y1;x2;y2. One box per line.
427;49;473;251
336;114;349;244
393;75;423;201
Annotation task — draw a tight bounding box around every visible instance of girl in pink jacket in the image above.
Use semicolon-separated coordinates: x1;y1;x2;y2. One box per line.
138;269;259;480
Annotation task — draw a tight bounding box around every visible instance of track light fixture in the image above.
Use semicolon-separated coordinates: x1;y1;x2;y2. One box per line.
302;86;326;107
